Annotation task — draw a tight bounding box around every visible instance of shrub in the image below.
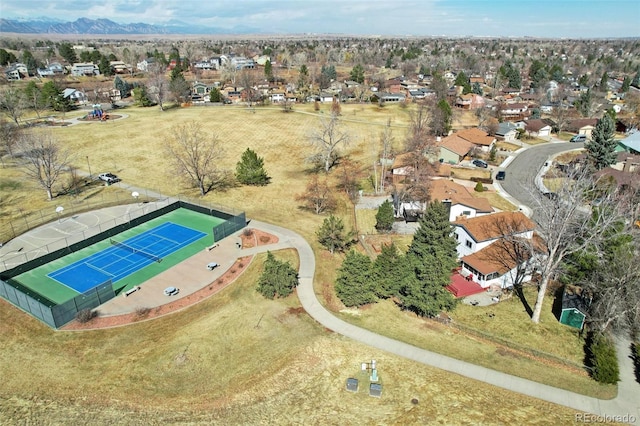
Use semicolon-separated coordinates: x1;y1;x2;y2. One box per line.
474;181;485;192
135;306;151;318
587;332;620;384
243;228;254;237
75;308;97;323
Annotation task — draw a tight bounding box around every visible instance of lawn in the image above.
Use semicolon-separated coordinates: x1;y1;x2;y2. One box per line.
0;102;609;421
0;249;581;424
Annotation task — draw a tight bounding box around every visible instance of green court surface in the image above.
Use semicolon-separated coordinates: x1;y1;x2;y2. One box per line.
12;208;224;304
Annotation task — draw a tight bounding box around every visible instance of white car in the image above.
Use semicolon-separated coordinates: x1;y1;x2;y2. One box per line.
163;286;179;296
98;172;119;183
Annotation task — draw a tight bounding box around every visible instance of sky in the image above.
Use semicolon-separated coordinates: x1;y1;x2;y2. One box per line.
2;0;639;38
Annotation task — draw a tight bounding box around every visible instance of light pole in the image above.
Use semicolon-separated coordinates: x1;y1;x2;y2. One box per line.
56;206;64;223
86;156;92;178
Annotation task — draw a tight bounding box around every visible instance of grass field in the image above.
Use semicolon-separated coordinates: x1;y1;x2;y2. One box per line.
0;250;582;424
0;102;612;421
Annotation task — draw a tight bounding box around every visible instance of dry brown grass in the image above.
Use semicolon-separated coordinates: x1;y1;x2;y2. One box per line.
449;166;492;181
470;190;519;212
0;252;582;424
0;103;607;422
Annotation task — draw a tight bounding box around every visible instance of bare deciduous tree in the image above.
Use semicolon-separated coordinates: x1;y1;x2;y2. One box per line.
405;102;431;153
18;130;72;200
147;62;168;111
296;174;336;214
165;121;225;196
374;119;394;193
308;112;350;173
0;86;26;126
527;169;627;323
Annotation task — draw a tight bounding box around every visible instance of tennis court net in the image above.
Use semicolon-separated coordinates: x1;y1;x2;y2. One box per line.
110;239;162;262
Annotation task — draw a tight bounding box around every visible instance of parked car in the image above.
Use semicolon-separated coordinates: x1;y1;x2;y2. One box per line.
163;286;179;296
569;135;587;143
98;172;119;183
496;171;506;180
472;159;488;168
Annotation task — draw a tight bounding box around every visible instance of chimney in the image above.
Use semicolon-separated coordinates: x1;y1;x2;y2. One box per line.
623;157;632;173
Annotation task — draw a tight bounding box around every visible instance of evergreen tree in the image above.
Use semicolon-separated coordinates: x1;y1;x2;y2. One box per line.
264;60;273;80
0;49;17;66
350;64;365;84
375;199;395;231
454;71;471;94
471;82;483;95
317;215;353;254
256;251;299;299
113;76;130;98
209;87;223;103
98;55;112;76
600;71;609;90
585;115;617;170
400;201;458;317
236;148;270;186
620;76;631;93
372;242;404;298
58;42;77;63
335;250;376;307
132;85;153;107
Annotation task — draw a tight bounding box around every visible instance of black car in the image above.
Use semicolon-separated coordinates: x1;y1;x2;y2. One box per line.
472;159;488;168
496;171;506;180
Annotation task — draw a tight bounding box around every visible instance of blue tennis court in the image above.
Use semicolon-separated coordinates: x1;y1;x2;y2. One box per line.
48;222;207;293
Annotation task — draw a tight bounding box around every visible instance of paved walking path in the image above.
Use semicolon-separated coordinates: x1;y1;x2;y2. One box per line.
248;219;639;424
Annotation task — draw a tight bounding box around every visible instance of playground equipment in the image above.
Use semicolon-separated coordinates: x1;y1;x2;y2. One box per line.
87;104;109;121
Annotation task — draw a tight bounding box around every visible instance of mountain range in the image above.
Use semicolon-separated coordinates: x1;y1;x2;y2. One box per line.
0;17;258;35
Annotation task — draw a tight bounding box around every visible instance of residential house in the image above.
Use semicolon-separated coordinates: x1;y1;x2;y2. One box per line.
430;179;493;221
524;119;553;139
4;63;28;80
593;153;640;192
37;62;64;77
136;57;156;72
452;212;538;289
566;118;599;139
437;135;475;164
455;128;496;152
455;93;485;110
500;102;529;120
71;62;99;77
495;122;519;142
192;81;212;97
62;88;88;104
378;92;406;103
390;152;417;186
109;61;131;74
616;131;640;154
270;89;286;103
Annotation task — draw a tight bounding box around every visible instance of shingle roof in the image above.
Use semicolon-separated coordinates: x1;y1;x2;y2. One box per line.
525;119;552;132
455;128;495;146
453;211;536;243
439;135;475;156
430;179;493;213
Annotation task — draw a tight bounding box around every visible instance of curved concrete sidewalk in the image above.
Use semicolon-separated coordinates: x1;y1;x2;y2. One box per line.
250;219;639;424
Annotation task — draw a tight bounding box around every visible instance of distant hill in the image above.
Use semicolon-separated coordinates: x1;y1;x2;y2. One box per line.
0;17;257;35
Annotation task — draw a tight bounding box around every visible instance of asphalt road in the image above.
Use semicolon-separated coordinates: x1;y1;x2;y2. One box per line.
501;141;585;222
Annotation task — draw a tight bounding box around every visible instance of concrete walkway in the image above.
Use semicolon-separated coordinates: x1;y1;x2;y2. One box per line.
248;219;639;424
